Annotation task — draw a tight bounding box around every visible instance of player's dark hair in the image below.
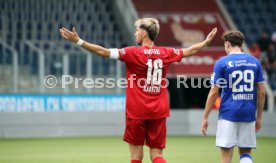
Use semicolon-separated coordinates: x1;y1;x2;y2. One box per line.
222;31;244;47
139;23;158;41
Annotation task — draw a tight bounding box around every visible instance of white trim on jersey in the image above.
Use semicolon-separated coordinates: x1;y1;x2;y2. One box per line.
109;49;119;60
228;52;245;55
257;81;265;83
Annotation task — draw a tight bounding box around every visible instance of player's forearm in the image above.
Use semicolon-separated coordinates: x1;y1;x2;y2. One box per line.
256;90;266;121
80;41;110;58
182;27;216;58
203;89;219;119
182;40;209;58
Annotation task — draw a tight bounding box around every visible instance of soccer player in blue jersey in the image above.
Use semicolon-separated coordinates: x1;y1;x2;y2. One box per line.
201;31;266;163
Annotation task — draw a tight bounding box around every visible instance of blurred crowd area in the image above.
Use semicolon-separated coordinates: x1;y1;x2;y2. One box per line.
249;31;276;90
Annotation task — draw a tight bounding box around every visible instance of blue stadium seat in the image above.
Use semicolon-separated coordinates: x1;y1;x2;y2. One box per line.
0;46;4;64
0;0;129;78
223;0;276;45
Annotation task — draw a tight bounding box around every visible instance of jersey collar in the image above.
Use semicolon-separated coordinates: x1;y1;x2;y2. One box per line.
228;52;245;55
143;45;157;49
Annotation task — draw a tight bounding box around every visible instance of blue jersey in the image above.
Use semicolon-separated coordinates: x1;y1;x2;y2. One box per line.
211;53;265;122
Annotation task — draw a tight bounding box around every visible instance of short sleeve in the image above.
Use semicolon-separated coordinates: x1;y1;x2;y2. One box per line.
256;61;265;83
211;61;224;86
119;46;136;62
167;48;184;63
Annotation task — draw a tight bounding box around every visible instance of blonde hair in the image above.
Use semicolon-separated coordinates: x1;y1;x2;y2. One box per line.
135;18;160;41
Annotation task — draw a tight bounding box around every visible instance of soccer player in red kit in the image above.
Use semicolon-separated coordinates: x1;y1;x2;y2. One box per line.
60;18;217;163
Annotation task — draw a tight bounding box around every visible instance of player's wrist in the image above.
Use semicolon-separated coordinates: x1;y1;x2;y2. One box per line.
202;116;208;120
204;39;211;46
76;38;84;46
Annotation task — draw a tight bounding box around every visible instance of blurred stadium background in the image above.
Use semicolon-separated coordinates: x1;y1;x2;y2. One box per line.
0;0;276;162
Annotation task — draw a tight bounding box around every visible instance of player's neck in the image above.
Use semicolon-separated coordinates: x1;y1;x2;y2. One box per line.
228;47;243;54
141;39;155;48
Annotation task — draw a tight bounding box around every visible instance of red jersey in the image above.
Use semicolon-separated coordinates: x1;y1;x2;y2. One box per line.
118;46;183;119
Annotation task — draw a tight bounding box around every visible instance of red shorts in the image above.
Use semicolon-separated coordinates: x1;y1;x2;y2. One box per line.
123;118;167;149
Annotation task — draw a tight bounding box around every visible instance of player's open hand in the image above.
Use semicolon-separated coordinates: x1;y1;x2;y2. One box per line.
205;28;217;44
60;27;80;43
201;118;209;136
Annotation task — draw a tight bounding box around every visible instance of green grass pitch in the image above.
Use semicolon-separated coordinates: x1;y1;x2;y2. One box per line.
0;136;275;163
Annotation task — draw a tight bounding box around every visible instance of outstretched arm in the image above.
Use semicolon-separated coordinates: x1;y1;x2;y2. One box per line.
201;85;220;135
182;28;217;58
60;27;111;58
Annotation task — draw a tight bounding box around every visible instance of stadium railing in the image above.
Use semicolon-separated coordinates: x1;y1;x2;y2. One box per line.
0;0;136;94
0;39;18;93
114;0;139;44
